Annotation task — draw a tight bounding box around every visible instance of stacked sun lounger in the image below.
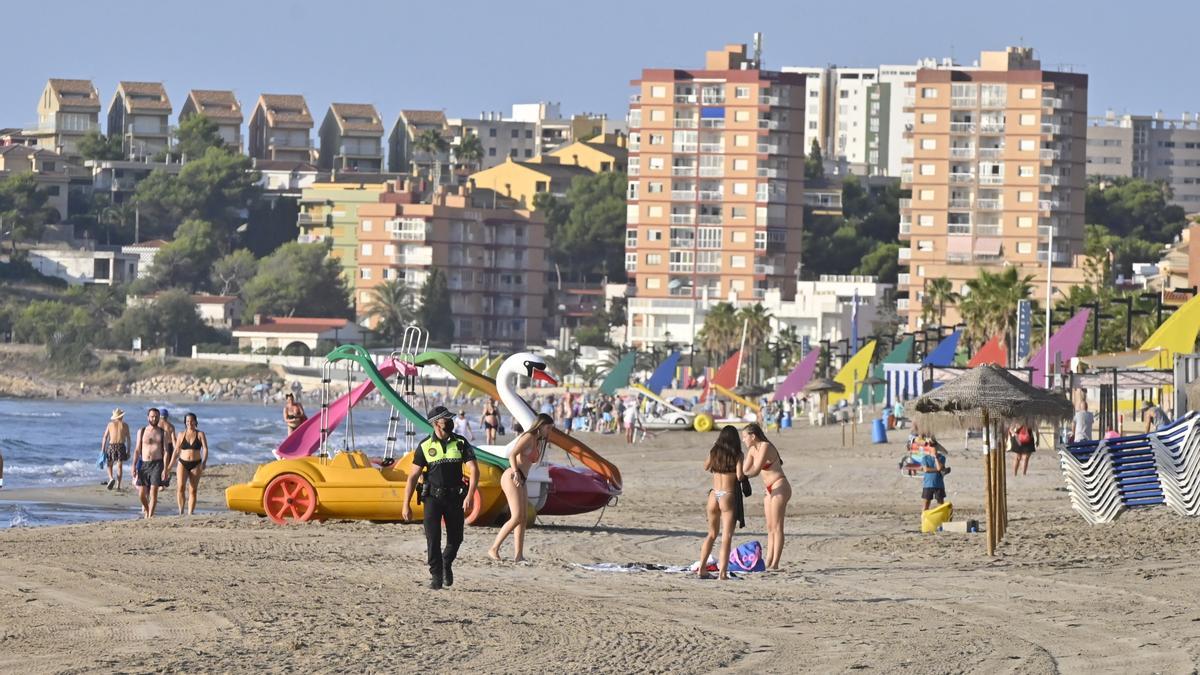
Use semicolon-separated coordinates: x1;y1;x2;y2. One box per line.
1058;412;1199;523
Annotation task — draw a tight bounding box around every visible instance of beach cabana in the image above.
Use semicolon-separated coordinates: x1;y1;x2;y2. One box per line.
861;336;914;405
913;364;1073;555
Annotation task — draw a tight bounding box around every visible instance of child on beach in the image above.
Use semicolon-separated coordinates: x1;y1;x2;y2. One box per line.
919;439;948;511
698;425;745;580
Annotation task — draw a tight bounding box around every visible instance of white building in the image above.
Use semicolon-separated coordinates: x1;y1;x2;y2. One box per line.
121;239;168;279
232;316;364;354
625;275;893;349
448;113;540;169
28;244;139;286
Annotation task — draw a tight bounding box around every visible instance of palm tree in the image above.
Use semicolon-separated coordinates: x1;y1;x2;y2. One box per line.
412;129;449;185
364;280;415;346
454;134;484;177
737;303;773;383
959;267;1033;360
924;277;960;327
696;302;739;360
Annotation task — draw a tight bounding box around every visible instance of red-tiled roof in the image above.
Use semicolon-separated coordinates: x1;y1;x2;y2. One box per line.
190;294;238;305
233;316;352;334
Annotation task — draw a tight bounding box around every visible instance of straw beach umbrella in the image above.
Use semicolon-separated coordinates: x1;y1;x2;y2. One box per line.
803;378;845;424
912;364;1073;555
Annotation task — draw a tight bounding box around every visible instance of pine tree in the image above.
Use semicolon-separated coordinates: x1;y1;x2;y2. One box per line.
418;268;454;346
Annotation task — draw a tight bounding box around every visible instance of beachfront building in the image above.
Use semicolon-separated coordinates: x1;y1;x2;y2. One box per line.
295;179;392;280
544;135;628;173
898;47;1090;330
623;43;806;348
386;110;450;176
26;79;102;158
1086;112;1200;209
449;114;539;169
510;101;625;154
232;316;364;354
466;157;593;209
0;145;69;220
318;103;384;172
179;90;243;152
356;182;548;343
107;81;172;159
248;94;314;163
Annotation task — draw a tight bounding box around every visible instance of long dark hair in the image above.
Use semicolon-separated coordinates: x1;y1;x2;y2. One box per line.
707;425;743;474
742;422;769;445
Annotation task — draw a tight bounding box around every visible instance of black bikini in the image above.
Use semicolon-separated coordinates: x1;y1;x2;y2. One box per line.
178;433;203;472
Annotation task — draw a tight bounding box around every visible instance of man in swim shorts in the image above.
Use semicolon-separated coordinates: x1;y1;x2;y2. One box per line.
134;408;169;518
101;408;131;490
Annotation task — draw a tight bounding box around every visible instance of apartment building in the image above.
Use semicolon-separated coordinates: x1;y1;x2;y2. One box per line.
1087;112;1200;208
386;110;449;175
26;79;101;158
467;157;593;208
624;43;806;347
510;101;625;153
318;103;384;172
449;114;539;169
295;179;392;279
355;182;548;343
544;135;627;173
179;90;243;151
0;145;69;219
107;81;172;159
898;47;1089;329
248;94;314;162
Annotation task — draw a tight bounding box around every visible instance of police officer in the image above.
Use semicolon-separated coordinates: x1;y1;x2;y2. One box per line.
403;405;479;589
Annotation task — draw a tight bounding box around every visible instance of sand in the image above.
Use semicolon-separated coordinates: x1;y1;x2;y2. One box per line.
3;424;1200;673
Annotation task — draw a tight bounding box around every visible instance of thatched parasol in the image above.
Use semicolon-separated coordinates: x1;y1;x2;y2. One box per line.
911;364;1073;556
1188;379;1200;412
803;378;845;426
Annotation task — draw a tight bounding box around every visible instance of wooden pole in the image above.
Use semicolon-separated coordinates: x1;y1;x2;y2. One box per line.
984;410;995;555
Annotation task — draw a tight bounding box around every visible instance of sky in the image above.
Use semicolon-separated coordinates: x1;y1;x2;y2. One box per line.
6;0;1199;132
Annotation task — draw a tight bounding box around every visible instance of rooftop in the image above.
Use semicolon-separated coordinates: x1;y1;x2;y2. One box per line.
116;81;172;112
400;110;447;127
186;90;242;121
233;316;353;334
258;94;313;128
330;103;383;134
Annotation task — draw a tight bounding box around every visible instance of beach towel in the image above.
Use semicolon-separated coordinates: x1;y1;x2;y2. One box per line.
96;446;107;470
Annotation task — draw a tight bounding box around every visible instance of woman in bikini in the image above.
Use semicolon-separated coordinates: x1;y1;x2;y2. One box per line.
170;413;209;515
742;423;791;570
283;394;307;436
489;413;553;563
698;425;745;580
482;399;500;445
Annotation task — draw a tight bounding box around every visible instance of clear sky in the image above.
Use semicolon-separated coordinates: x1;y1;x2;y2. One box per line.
6;0;1197;131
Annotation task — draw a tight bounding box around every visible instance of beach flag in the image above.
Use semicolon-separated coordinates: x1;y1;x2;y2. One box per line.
646;351;681;395
829;340;877;405
922;330;962;367
772;348;820;402
1138;294;1200;369
860;335;914;404
711;350;742;390
968;335;1008;367
599;352;637;395
1028;308;1089;388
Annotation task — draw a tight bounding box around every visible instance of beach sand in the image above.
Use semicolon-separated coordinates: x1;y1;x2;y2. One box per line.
3;425;1200;673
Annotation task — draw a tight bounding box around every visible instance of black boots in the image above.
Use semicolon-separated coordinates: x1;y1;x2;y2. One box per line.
443;562;454;587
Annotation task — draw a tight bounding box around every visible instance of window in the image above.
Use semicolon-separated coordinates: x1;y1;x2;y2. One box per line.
732;231;747;243
731;207;747;219
1019;139;1036;151
754;231;766;250
696;251;720;272
668;251;694;272
361;243;373;256
920;138;936;150
921;113;937;124
650;109;666;122
488;147;496;156
919;189;935;201
489;128;497;137
651;85;667;98
649;134;664;145
731;280;745;292
383;269;394;280
1020;87;1037;100
647;205;662;218
809;90;819;97
918;214;934;227
808;121;818;130
731;255;746;268
732;182;749;196
509;129;518;138
362;219;373;232
646;277;661;289
1017;216;1033;228
648;156;664;170
360;267;372;280
733;158;749;171
917;240;933;252
734;134;749;147
920;163;936;176
735;86;750;99
384;244;395;256
1018;191;1034;203
525;129;533;139
647;229;663;241
509;149;518;158
1019;113;1036;125
524;149;533;157
535;180;548;193
626;229;637;246
44;161;56;172
698;227;721;248
734;110;750;122
646;253;662;265
1017;242;1033;254
647;181;663;193
921;87;938;99
1018;165;1034;177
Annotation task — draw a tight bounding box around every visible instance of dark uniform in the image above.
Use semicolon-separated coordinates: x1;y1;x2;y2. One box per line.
412;431;475;587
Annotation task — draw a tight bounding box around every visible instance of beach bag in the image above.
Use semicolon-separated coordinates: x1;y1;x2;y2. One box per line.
728;540;766;572
921;501;954;533
1016;426;1033;446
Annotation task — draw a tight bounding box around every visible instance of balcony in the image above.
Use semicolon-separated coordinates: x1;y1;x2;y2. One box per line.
900;169;914;184
672;143;697;152
670;190;696;200
674;94;697;104
1040;149;1061;160
757;119;780;130
1041;123;1063;135
669;213;695;224
699;143;725;153
698;215;722;224
976;198;1002;210
979;122;1005;134
978;147;1003;160
628;165;640;176
699;167;723;177
897;273;911;287
948;198;971;209
698;190;723;201
756;167;778;178
296;213;322;226
949;172;975;184
897;298;911;312
671;166;697;176
1038;225;1060;237
947;252;972;264
700;119;725;129
1038;199;1060;211
759;95;780;105
668;262;694;273
393;246;433;266
1037;251;1070;264
630;94;642;103
948;223;971;235
1039;174;1061;186
898;247;912;261
950;147;975;159
980;97;1007;109
899;222;911;235
898;198;912;210
978;175;1004;186
950;122;976;134
976;224;1002;237
951;97;976;108
628;141;640;151
700;96;726;105
1043;97;1063;109
673;118;698;129
754;264;778;275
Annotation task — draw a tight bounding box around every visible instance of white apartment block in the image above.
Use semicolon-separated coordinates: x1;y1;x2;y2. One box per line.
1086;111;1200;208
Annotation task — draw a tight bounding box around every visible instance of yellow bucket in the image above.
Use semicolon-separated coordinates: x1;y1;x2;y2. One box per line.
920;501;953;533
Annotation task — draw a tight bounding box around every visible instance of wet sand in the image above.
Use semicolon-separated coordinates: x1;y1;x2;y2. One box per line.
2;425;1200;673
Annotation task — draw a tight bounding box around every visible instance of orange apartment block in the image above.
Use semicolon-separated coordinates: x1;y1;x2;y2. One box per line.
355;183;548;344
624;44;806;347
899;47;1089;329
